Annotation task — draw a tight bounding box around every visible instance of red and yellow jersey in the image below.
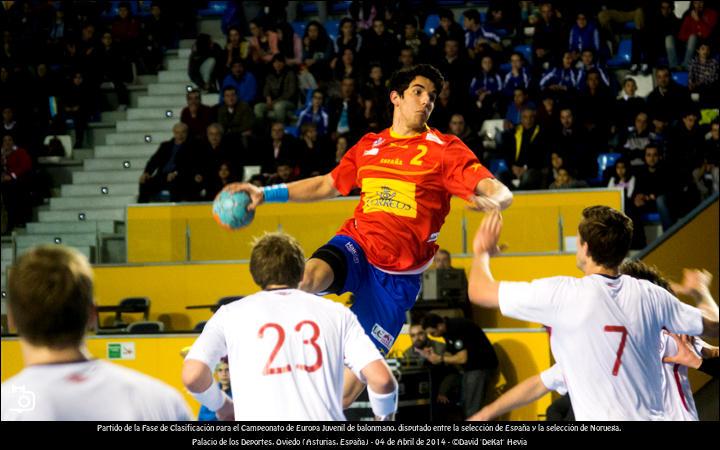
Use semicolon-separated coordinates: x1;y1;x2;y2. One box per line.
330;127;493;273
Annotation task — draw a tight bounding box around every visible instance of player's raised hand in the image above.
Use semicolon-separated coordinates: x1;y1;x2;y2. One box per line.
473;210;503;256
222;182;264;212
670;268;713;297
662;333;702;369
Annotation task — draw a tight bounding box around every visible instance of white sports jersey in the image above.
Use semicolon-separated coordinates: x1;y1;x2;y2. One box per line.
1;359;192;420
499;274;703;420
185;289;383;420
539;363;568;395
659;331;703;421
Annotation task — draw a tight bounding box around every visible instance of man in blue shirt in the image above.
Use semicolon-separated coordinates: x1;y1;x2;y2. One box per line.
219;59;257;104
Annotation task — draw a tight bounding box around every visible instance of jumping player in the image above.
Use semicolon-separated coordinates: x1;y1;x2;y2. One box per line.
468;206;718;420
182;232;398;420
227;64;512;403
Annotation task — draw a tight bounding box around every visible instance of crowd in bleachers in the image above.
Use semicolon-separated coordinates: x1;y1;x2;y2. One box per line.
2;1;720;247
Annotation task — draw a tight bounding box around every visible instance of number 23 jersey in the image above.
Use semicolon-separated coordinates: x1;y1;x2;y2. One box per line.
331;127;493;273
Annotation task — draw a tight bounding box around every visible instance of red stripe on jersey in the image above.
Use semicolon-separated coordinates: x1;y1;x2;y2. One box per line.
673;364;689;412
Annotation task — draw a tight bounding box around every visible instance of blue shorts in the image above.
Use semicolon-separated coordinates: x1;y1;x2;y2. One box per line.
318;235;422;354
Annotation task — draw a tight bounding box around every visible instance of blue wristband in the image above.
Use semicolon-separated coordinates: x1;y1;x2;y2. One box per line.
262;184;289;203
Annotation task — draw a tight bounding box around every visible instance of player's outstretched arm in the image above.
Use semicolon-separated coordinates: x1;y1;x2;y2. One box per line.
182;360;233;419
468;211;502;309
223;174;340;211
671;269;719;338
467;374;550;421
471;178;513;211
361;359;399;421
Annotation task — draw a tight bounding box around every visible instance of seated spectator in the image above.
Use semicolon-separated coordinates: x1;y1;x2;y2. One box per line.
501;107;548;190
647;1;681;69
502;52;531;98
248;17;280;66
223;26;242;72
615;77;646;131
448;113;482;160
577;69;615;142
332;48;360;82
111;2;141;70
61;71;93;149
569;11;601;56
436;38;472;98
362;64;389;127
576;49;611;90
532;2;566;68
198;357;232;421
302;20;334;82
217;86;254;146
539;51;579;94
688;41;719;106
254;54;298;125
536;93;558;132
427;80;463;133
1;134;33;233
597;3;648;74
400;17;431;63
463;10;503;62
141;4;174;74
608;158;636;200
205;161;242;200
678;1;717;69
220;59;257;105
622;112;652;165
181;89;212;143
335;134;349;165
504;87;534;128
297;90;329;136
97;32;131;109
328;76;366;142
1;107;27;147
646;67;692;123
138;123;193;203
266;159;297;185
276;21;304;66
187;123;241;201
696;120;719;197
483;4;514;39
334;17;363;56
260;121;299;173
549;166;588;189
188;33;224;93
630;144;672;247
469;56;503;124
432;8;466;51
397;46;416;71
667;109;705;176
359;18;398;76
298;122;333;178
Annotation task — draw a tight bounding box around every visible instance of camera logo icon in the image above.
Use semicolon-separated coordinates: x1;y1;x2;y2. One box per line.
9;385;36;413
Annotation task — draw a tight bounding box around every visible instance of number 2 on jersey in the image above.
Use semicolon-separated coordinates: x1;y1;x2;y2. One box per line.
604;325;628;376
258;321;323;375
410;145;428;166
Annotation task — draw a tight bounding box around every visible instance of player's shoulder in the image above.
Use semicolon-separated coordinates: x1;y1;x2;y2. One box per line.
97;360;184;400
425;128;472;152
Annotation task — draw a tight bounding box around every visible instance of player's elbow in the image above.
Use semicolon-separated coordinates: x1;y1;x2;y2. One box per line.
365;360;397;395
468;279;499;309
495;184;513;210
182;359;211;393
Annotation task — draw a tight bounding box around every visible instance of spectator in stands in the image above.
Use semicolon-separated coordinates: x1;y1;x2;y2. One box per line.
188;123;241;201
276;21;303;66
615;77;646;131
448;113;482;160
260;121;299;174
577;69;614;142
678;1;718;69
552;107;596;182
220;59;257;105
608;157;636;200
536;93;558;132
334;17;362;56
697;120;719;197
428;80;463;133
622;112;652;165
502;107;547;190
198;357;232;421
217;85;254;146
111;2;141;71
359;18;398;76
181;89;212;143
61;71;93;149
97;31;131;110
667;109;705;177
332;48;360;82
297;90;329;136
504;87;533;128
254;54;298;125
466;11;503;62
483;3;514;39
432;8;465;52
576;48;611;90
298;122;333;178
630;144;672;247
223;26;242;71
433;249;454;269
436;38;472;99
188;33;224;93
138;123;193;203
302;20;334;82
469;55;503;125
266;159;296;185
334;134;349;164
532;2;566;68
539;51;579;94
248;17;280;66
568;11;601;56
141;3;174;74
421;314;499;418
647;1;682;69
400;17;431;63
206;161;242;200
77;24;99;83
688;41;719;106
502;52;531;98
549;166;588;189
362;64;389;125
597;2;648;74
1;107;26;147
328;76;365;142
397;46;416;71
1;134;32;232
646;67;692;123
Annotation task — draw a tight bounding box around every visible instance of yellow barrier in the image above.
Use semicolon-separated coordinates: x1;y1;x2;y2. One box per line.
1;329;552;421
127;190;622;263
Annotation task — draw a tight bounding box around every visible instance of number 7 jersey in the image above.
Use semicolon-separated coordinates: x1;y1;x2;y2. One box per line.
331;127;493;273
185;289;383;420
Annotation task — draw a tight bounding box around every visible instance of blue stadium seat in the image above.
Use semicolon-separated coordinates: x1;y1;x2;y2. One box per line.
641;212;661;224
198;1;228;17
331;1;352;15
285;125;300;138
424;14;440;36
593;152;622;185
488;159;509;176
607;39;632;68
291;21;306;38
499;62;512;74
301;2;319;15
513;44;532;63
325;19;340;42
623;21;636;30
672;71;688;87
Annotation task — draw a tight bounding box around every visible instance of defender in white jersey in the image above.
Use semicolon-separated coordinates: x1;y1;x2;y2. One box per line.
182;232;398;421
467;207;719;420
1;246;192;421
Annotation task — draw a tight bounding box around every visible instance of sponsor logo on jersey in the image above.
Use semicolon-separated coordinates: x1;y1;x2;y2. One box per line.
380;158;403;166
427;232;440;243
372;137;385;147
363;148;379;156
361;178;417;218
344;242;360;264
372;324;395;351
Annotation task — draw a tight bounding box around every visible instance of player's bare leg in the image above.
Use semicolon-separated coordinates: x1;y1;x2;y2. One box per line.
342;367;367;409
299;258;335;293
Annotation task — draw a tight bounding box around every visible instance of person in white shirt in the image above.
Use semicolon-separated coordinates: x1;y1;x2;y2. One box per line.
467;206;719;420
468;262;719;421
182;232;398;421
1;246;192;421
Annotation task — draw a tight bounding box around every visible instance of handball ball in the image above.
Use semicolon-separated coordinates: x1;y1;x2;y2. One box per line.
213;190;255;229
